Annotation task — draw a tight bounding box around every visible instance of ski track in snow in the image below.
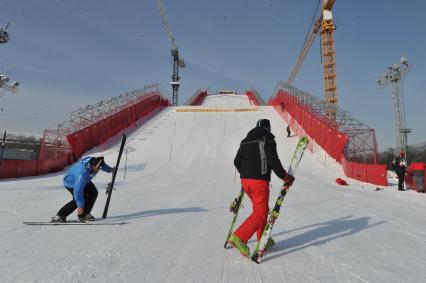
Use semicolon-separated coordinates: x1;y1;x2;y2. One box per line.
1;94;426;282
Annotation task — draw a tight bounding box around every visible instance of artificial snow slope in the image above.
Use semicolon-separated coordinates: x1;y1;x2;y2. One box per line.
1;94;426;283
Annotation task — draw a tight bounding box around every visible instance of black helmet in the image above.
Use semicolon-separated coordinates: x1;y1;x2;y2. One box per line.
256;119;271;132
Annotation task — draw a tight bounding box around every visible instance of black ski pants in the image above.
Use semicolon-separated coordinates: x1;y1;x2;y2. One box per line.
397;173;405;190
57;182;98;217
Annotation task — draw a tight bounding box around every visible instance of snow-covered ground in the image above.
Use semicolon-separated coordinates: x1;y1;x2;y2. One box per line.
1;94;425;282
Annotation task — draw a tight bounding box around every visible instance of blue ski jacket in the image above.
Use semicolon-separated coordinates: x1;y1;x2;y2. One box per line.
63;156;113;207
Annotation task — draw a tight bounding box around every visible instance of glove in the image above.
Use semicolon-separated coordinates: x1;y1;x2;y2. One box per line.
283;174;295;187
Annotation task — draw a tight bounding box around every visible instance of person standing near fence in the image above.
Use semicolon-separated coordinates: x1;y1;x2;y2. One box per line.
392;151;407;191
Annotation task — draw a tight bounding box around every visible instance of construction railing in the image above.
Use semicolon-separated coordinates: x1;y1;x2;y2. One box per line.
0;84;170;179
269;82;387;186
183;89;208;106
245;89;265;106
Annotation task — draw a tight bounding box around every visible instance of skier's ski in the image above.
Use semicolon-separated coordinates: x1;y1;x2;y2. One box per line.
102;134;127;219
251;136;309;264
23;220;127;226
224;187;245;248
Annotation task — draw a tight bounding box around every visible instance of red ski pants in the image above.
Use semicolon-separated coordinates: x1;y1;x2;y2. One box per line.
234;179;269;243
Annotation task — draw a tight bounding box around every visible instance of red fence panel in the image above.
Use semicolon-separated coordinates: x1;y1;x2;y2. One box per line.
0;92;170;180
66;93;169;159
16;160;37;178
36;160;52;175
246;91;260;106
0;160;18;179
269;90;387;186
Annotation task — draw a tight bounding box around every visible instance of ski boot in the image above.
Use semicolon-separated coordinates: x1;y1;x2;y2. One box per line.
78;213;96;222
227;234;250;257
50;215;66;223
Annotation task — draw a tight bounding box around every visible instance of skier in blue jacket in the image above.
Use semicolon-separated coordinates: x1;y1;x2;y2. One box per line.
51;156;114;223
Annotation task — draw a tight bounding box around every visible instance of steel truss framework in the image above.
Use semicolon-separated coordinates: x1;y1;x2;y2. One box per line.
40;84;168;159
278;82;379;163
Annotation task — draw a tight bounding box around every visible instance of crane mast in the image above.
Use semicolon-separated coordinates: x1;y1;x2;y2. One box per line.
321;4;338;123
155;0;185;106
287;0;338;124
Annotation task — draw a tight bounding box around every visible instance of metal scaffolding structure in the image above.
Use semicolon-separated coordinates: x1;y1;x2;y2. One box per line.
39;84;168;159
278;82;379;163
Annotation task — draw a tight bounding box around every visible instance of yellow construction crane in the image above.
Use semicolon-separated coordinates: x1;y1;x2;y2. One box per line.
287;0;338;123
155;0;185;106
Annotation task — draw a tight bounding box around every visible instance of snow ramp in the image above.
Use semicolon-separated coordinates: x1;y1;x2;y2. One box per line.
1;94;426;282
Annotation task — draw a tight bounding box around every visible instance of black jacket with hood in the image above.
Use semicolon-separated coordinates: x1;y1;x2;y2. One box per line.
234;126;287;181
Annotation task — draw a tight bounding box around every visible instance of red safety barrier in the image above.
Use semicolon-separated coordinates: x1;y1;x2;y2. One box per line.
406;163;426;191
0;160;18;179
187;91;208;105
341;156;387;186
269;90;388;186
16;160;37;178
270;90;348;162
246;90;261;106
0;155;72;179
66;93;169;159
0;92;170;180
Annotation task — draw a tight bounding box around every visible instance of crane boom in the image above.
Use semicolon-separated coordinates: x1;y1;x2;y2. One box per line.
156;0;178;51
286;0;336;85
287;16;322;85
323;0;336;10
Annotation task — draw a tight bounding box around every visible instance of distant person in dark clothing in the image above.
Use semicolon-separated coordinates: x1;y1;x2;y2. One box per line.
286;125;291;138
392;151;407;191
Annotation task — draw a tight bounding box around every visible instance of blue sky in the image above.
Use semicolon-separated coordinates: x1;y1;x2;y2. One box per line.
0;0;425;149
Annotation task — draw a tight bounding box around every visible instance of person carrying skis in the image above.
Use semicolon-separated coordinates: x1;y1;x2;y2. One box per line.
392;151;407;191
51;156;114;223
228;119;294;257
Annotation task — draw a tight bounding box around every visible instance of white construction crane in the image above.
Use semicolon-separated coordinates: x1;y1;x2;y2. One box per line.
155;0;185;106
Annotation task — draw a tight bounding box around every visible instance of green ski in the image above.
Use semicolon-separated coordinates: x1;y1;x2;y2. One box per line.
224;187;245;248
251;136;309;263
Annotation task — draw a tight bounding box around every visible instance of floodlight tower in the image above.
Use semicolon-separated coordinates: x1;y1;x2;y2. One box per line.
0;23;20;100
377;56;414;154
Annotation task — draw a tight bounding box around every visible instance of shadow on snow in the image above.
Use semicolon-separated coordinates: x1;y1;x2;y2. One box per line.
106;207;208;221
262;215;386;262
